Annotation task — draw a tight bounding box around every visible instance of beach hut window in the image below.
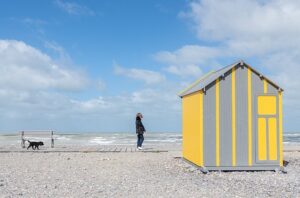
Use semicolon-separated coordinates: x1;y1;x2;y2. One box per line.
257;96;277;115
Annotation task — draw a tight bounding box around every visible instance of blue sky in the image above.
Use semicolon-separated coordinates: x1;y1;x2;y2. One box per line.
0;0;299;133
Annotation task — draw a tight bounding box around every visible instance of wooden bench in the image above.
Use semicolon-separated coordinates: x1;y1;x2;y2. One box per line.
20;130;55;148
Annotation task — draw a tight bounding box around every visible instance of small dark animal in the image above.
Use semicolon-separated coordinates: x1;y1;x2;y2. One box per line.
27;140;44;150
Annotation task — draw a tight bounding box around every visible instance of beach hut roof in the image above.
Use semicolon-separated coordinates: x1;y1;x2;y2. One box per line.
178;60;284;97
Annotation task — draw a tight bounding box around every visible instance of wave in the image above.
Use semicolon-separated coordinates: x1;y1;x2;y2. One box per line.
89;137;115;145
53;135;71;141
1;132;299;146
146;140;180;143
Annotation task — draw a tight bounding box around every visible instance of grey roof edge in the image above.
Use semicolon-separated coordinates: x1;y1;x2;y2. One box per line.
244;62;284;92
177;70;215;97
178;60;241;97
179;60;284;98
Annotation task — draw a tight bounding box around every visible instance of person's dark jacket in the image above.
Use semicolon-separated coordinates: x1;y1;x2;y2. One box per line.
136;117;145;134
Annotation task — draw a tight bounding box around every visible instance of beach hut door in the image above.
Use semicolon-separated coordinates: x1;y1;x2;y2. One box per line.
256;95;278;163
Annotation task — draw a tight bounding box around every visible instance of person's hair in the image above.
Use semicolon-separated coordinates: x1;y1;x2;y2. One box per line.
136;113;143;119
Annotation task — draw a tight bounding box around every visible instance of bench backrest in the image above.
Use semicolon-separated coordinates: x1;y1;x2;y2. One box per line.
20;130;55;148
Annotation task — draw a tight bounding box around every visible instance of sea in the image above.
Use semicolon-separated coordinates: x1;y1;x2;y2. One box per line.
0;132;299;147
0;132;182;147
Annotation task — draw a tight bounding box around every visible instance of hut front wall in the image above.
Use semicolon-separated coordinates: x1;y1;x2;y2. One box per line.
201;64;282;169
182;91;203;167
182;63;283;170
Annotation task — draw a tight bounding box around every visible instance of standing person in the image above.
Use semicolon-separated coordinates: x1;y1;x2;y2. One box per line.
136;113;146;150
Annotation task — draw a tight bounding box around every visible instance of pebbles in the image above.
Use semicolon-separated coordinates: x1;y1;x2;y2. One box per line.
0;149;299;197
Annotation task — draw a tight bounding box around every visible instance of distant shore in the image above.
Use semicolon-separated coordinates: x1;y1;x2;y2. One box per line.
0;143;299;152
284;144;300;151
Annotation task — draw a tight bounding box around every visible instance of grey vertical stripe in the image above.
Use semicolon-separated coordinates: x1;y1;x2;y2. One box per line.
235;64;249;166
268;83;278;94
219;70;232;166
203;81;216;167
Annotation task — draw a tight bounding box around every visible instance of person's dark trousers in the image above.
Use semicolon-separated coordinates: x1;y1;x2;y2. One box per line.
137;134;144;147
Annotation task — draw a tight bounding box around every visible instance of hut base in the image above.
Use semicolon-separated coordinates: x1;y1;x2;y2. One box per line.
183;158;285;173
204;166;282;171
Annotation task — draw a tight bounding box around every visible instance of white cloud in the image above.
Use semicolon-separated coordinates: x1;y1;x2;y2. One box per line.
155;45;219;65
0;40;95;131
114;62;165;84
164;64;202;77
0;40;181;132
179;0;300;131
183;0;300;56
71;97;112;113
55;0;95;16
154;45;220;77
44;41;72;63
96;79;106;91
0;40;88;91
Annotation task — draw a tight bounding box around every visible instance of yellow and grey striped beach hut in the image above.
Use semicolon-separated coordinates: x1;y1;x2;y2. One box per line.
179;60;284;171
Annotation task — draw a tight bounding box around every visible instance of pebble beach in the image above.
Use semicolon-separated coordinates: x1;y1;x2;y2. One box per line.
0;144;299;198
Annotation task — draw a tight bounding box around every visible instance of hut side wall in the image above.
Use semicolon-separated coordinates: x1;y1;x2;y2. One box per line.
182;91;203;167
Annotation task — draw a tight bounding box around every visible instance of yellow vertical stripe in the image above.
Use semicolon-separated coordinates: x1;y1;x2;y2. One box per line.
263;79;268;94
232;68;236;166
200;91;203;166
247;68;253;166
216;78;220;166
268;117;277;160
258;118;267;160
279;92;283;166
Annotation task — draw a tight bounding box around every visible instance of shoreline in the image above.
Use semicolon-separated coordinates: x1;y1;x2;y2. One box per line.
0;143;299;152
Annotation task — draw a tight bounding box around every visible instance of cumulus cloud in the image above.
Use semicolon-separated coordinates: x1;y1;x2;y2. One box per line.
155;45;219;65
55;0;95;16
61;85;182;131
96;79;106;91
71;97;112;114
0;40;88;91
0;40;97;131
44;41;72;63
183;0;300;56
178;0;300;131
182;0;300;83
0;40;180;132
154;45;220;77
114;62;165;84
164;64;202;77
